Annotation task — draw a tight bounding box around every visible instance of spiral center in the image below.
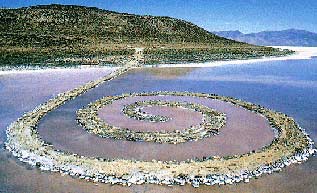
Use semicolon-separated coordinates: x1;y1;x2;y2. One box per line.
76;92;227;144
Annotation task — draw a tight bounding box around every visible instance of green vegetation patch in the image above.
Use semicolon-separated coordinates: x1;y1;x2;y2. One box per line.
0;4;294;67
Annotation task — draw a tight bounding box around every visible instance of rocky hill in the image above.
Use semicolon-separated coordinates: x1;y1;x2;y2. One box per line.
0;4;292;66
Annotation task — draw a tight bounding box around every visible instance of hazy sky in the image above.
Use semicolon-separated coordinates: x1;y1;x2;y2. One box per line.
1;0;316;33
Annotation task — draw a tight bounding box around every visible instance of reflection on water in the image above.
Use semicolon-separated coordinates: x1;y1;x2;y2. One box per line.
141;67;196;79
1;58;317;192
183;74;317;88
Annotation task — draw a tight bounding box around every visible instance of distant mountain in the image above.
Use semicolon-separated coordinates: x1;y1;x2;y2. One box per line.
214;30;244;39
213;29;317;47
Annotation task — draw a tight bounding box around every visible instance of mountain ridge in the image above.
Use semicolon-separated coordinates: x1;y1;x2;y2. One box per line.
213;29;317;47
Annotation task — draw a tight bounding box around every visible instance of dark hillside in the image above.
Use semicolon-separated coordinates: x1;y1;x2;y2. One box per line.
0;4;292;66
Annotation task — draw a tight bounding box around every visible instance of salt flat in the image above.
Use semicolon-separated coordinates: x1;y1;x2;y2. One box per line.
156;46;317;68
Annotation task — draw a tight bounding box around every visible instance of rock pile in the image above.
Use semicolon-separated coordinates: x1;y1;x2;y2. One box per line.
77;96;226;144
4;68;316;188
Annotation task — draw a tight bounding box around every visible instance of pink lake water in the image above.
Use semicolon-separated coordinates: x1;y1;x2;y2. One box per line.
1;59;317;192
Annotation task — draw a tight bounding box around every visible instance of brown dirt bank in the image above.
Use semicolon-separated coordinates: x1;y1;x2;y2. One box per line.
38;95;274;161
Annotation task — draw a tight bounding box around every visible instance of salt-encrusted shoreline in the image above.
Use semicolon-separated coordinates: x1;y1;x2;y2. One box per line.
151;46;317;68
4;62;316;188
1;47;316;75
0;65;120;76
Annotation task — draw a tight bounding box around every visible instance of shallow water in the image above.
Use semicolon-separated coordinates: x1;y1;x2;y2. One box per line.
39;95;273;161
99;97;204;132
1;58;317;192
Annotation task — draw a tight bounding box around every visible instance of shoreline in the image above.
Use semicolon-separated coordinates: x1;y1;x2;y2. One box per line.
0;46;316;75
150;46;317;68
0;65;119;76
